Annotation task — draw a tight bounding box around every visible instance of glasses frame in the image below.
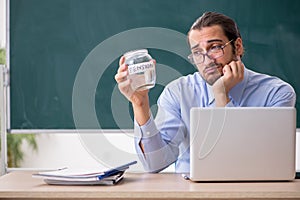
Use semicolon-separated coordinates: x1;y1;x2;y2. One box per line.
188;39;234;65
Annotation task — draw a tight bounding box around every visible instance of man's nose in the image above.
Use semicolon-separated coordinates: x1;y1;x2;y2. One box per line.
203;53;215;65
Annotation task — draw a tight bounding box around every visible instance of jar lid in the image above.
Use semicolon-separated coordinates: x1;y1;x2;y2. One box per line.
124;49;148;58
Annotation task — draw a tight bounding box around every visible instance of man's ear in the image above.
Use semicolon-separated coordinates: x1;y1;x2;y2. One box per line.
235;37;244;57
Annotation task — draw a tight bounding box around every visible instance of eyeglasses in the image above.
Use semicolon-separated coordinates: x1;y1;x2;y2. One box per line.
188;39;234;65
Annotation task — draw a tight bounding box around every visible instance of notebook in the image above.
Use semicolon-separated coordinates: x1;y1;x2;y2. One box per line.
32;161;137;185
189;107;296;181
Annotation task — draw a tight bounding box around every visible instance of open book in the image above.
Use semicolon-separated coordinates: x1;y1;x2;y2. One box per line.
32;161;137;185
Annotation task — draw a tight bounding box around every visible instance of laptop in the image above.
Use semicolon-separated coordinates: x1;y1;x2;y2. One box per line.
189;107;296;181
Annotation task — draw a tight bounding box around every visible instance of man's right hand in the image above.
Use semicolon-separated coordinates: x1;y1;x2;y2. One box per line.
114;56;151;125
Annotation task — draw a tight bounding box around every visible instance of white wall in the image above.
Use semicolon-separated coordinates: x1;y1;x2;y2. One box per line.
20;133;149;172
21;133;106;169
21;131;300;172
20;131;176;172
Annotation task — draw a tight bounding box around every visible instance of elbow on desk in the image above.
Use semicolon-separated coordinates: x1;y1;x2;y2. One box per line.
141;160;174;173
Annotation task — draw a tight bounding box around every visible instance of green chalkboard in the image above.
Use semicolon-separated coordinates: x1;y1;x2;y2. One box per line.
9;0;300;129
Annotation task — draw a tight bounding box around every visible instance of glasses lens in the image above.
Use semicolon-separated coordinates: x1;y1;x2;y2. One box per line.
196;54;204;64
191;54;204;64
208;47;223;59
188;54;195;64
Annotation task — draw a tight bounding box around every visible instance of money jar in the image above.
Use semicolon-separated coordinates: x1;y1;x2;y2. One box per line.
124;49;156;91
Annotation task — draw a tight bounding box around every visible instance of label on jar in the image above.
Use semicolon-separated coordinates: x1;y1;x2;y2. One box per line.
128;61;154;75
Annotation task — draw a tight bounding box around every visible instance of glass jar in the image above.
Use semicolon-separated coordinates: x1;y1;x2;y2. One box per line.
124;49;156;91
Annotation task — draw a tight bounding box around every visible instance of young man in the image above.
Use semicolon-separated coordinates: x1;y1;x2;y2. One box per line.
115;12;296;173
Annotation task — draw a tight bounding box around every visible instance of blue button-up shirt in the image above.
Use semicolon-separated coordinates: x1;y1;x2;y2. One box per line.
134;68;296;173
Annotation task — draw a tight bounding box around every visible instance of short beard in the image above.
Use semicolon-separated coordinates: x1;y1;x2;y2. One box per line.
199;54;239;86
200;62;223;86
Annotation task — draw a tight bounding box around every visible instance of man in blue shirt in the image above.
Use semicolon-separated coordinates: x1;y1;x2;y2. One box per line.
115;12;296;173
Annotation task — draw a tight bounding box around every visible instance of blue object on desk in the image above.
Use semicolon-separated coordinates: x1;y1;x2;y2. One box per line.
98;161;137;180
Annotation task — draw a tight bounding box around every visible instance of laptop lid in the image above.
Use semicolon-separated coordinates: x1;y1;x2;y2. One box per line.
190;107;296;181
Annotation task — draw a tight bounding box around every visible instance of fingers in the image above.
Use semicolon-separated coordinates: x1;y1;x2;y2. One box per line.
229;61;239;77
115;56;134;101
222;64;231;76
118;78;131;93
220;60;244;93
223;60;244;81
117;56;128;73
234;60;244;80
115;56;128;83
118;79;135;101
118;56;125;70
152;59;156;65
115;70;128;83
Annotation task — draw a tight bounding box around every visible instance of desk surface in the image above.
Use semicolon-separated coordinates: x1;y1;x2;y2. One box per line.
0;171;300;200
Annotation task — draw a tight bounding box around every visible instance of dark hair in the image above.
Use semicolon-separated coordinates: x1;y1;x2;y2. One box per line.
188;12;242;54
190;11;241;41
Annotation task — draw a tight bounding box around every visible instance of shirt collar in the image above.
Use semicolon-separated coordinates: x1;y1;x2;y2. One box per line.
207;84;215;105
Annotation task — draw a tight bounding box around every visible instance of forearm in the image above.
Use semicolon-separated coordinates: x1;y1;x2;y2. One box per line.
214;92;230;107
131;92;151;126
134;116;180;173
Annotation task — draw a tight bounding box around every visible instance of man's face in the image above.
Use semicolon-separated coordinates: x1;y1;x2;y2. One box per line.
188;25;237;85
